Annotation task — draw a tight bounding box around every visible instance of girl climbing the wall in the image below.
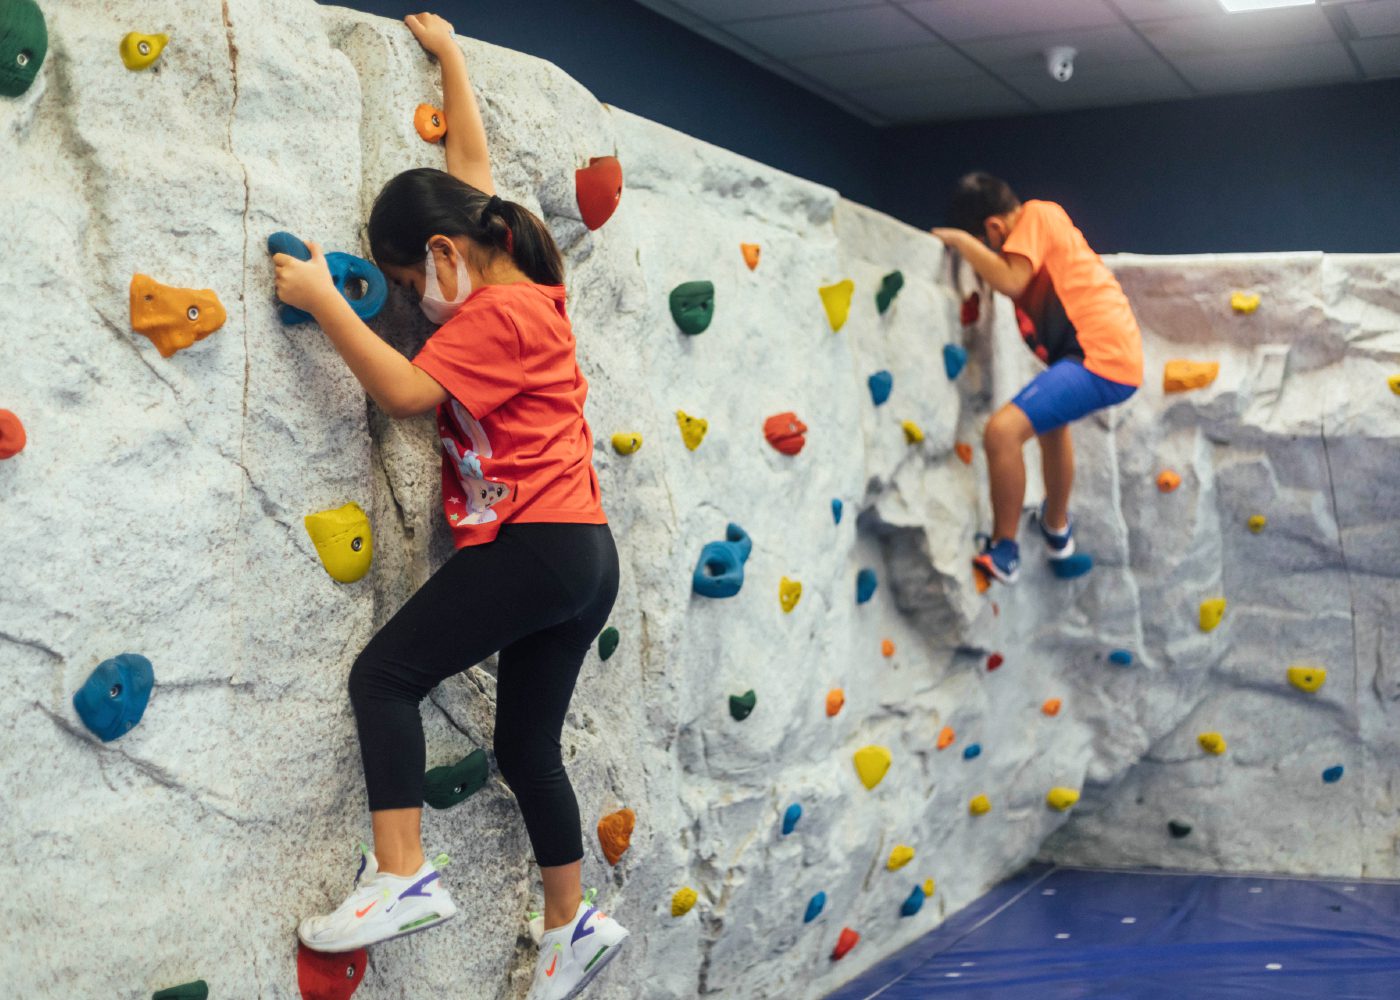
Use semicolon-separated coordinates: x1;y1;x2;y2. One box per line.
271;12;627;1000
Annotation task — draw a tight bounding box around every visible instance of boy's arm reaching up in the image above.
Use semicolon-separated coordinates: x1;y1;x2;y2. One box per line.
930;228;1032;300
406;12;495;196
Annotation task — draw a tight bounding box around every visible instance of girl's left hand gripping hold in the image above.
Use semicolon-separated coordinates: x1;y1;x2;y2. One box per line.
272;242;336;318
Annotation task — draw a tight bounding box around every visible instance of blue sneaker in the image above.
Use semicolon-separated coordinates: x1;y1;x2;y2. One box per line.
973;535;1020;585
1036;502;1076;560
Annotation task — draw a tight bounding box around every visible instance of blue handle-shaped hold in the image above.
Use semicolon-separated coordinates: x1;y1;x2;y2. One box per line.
267;231;388;325
692;523;752;598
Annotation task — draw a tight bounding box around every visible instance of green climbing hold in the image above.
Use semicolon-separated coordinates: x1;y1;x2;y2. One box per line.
0;0;47;98
1168;820;1192;839
875;271;904;314
152;983;209;1000
729;689;756;721
598;626;619;661
423;748;489;810
670;281;715;335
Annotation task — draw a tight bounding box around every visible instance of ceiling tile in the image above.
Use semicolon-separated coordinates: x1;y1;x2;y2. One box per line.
723;6;937;59
669;0;881;21
1000;57;1195;110
1112;0;1225;21
1138;6;1338;55
1351;35;1400;76
1342;0;1400;39
899;0;1122;42
792;42;987;90
852;75;1034;122
1170;40;1358;90
960;24;1162;74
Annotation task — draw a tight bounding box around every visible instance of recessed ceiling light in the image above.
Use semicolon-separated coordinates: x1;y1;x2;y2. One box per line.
1218;0;1316;12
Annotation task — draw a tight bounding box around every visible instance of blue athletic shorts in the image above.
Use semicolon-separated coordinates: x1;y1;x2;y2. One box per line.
1011;359;1137;435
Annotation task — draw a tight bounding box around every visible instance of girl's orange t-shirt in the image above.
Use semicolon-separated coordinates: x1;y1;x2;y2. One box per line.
410;282;606;548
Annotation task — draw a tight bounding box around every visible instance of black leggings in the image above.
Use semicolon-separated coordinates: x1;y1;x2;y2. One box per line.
347;522;618;868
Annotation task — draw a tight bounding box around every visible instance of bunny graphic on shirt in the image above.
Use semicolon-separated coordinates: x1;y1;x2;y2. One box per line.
439;399;513;525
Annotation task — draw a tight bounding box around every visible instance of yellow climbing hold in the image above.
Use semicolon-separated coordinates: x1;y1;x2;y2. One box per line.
922;878;935;897
304;502;373;583
1199;598;1226;632
1046;787;1080;811
675;410;708;451
1248;514;1266;533
887;845;915;871
611;432;642;455
1163;360;1220;394
1230;291;1260;314
1198;732;1227;755
853;745;892;790
120;32;168;71
901;420;925;445
779;576;802;613
819;279;855;332
969;794;991;816
1389;375;1400;395
1287;666;1326;693
671;887;697;917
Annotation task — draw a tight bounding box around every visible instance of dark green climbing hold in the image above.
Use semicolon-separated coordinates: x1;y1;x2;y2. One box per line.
423;748;489;810
729;689;756;721
875;271;904;314
598;626;619;661
1168;820;1192;839
669;281;715;335
153;982;209;1000
0;0;46;97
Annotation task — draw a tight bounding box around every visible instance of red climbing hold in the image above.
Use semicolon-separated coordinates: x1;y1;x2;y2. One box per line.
0;409;26;459
831;927;860;961
987;653;1004;672
763;412;808;456
296;942;366;1000
576;156;623;231
960;291;980;326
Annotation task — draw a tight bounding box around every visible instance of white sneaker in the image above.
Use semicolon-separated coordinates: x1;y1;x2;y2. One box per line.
527;899;629;1000
528;888;597;946
298;849;457;952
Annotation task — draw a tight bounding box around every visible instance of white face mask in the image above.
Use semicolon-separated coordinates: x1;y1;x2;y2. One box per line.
419;242;470;324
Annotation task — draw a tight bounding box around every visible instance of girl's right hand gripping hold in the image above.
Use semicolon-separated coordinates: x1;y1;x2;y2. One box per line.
405;11;456;60
403;11;495;196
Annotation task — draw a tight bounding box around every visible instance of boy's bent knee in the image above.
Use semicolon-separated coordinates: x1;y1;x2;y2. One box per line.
985;406;1032;451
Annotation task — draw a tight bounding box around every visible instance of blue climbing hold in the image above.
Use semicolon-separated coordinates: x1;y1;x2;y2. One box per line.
1050;552;1094;579
1323;765;1344;784
782;803;802;835
267;231;387;325
867;370;893;406
804;892;826;923
692;523;752;599
831;498;843;524
856;568;878;604
963;743;982;760
1109;649;1134;667
900;885;925;918
943;343;967;381
72;653;154;742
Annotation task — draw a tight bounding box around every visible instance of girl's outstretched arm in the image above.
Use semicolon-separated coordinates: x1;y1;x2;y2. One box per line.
406;12;495;196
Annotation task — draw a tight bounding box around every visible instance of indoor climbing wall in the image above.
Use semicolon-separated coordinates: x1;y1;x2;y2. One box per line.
3;2;1400;999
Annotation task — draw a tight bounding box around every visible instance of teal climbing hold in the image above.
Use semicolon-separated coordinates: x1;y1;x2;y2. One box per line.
856;568;878;604
1051;553;1093;579
805;891;826;923
693;523;752;598
782;802;802;835
267;232;387;324
1109;649;1133;666
900;885;925;917
730;689;757;721
832;498;843;524
598;626;619;661
963;743;981;760
1323;765;1344;783
670;281;715;335
1168;820;1192;839
875;271;904;314
0;0;46;98
73;653;154;743
868;370;893;406
423;748;489;809
943;344;967;380
152;982;208;1000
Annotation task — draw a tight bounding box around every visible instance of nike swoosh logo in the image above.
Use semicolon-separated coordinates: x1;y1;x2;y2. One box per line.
355;901;377;918
546;954;558;977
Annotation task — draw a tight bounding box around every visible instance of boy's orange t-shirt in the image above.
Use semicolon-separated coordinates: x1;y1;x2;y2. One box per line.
1001;200;1143;387
410;282;606;548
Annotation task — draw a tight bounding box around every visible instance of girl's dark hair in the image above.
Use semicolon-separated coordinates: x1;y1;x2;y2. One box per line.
367;168;564;286
948;172;1021;237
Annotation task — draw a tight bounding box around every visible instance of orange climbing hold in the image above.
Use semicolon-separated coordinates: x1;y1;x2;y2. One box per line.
937;726;955;750
576;156;623;231
881;639;895;658
955;442;973;465
740;243;760;270
764;412;808;455
413;103;446;143
1042;698;1062;717
129;274;227;358
973;566;990;594
826;688;845;717
1157;470;1181;493
1163;360;1219;393
0;410;26;459
831;927;859;961
597;808;635;865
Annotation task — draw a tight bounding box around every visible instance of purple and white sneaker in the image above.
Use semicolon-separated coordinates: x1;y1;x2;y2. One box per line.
298;848;457;952
527;899;629;1000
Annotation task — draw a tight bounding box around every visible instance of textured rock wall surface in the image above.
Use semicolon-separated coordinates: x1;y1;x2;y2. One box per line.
3;2;1399;999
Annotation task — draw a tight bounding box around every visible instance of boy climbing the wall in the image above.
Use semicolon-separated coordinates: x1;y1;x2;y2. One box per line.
930;173;1142;585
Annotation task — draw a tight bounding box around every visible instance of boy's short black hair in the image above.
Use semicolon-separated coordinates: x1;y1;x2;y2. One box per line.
948;172;1021;236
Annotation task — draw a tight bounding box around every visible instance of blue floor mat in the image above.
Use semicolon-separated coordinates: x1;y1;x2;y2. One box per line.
824;864;1400;999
